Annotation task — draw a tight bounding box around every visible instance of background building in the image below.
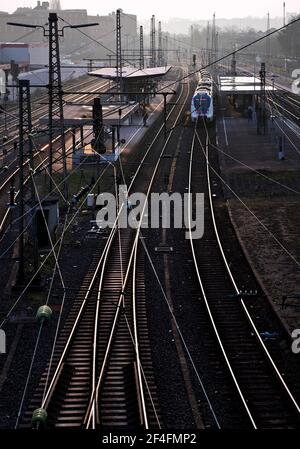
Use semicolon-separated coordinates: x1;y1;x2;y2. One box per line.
0;2;137;61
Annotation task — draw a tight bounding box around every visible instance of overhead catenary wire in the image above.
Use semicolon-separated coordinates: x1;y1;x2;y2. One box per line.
0;95;117;238
198;124;300;271
40;121;114;407
0;85;166;303
31;173;66;289
198;119;300;416
0;127;98;261
84;69;188;426
156;16;300;93
15;209;69;428
0;161;111;329
111;165;159;427
206;132;300;197
0;121;108;262
31;136;70;205
265;91;300;150
139;233;221;428
40;213;68;403
58;15;152;77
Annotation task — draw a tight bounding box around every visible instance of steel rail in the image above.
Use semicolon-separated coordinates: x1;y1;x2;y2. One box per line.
40;76;184;419
0;81;113;235
188;123;257;429
84;74;190;428
0;79;112;169
202;131;300;418
0;76;106;137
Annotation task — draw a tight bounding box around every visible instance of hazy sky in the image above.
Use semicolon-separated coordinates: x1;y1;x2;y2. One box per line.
0;0;299;20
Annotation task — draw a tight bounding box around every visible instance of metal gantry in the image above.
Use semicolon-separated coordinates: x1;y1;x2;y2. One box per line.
211;13;216;63
18;79;35;282
258;61;267;135
8;15;98;200
150;15;156;68
206;21;210;65
158;21;163;66
190;25;194;62
47;12;67;196
266;12;271;66
164;33;168;65
92;97;105;154
116;9;123;94
139;25;144;70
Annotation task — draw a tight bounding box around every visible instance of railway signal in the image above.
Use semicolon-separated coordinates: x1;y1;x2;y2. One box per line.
92;97;105;154
8;184;16;208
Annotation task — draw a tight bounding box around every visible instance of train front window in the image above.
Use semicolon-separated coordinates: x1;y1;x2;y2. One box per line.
194;95;210;114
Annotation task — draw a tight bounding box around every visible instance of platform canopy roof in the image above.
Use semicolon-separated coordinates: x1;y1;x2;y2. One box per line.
89;65;172;80
39;102;139;127
219;76;276;94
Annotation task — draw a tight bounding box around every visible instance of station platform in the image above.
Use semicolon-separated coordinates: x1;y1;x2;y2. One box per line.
69;80;176;165
39;102;140;127
217;100;300;180
216;97;300;332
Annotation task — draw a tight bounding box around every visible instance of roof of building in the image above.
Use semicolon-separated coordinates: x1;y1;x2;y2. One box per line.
219;75;276;94
39;102;140;126
89;65;172;80
0;42;29;48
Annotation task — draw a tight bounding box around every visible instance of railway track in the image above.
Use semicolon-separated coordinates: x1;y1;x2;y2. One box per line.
267;92;300;124
26;230;156;428
0;79;114;237
0;76;112;171
1;63;299;429
237;65;300;123
0;76;104;145
20;69;191;429
188;121;300;428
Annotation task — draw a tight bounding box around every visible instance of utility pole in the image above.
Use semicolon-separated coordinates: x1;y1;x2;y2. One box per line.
92;97;105;194
26;82;39;275
7;17;98;203
231;51;237;76
283;2;286;26
215;31;219;69
139;25;144;70
190;25;194;63
266;12;271;66
206;21;210;65
158;21;162;67
163;93;167;139
150;15;156;68
258;62;266;135
116;9;123;96
18;80;34;282
211;13;216;63
48;13;67;198
18;81;25;283
165;33;168;65
92;97;105;154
